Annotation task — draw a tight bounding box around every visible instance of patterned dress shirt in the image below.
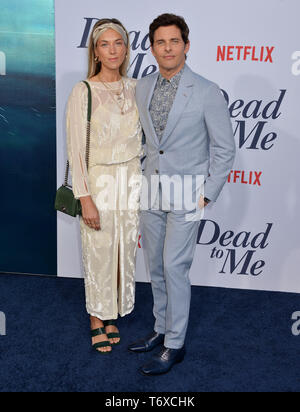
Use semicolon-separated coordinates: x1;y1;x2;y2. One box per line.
150;68;184;141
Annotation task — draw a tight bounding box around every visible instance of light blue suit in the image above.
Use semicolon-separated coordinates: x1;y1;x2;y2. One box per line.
136;64;235;349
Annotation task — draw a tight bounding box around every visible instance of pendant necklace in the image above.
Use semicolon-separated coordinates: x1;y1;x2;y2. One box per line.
100;77;126;115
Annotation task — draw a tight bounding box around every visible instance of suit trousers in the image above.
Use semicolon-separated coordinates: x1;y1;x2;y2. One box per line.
141;192;201;349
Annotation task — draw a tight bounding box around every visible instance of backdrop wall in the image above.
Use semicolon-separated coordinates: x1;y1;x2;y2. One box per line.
0;0;57;275
1;0;299;294
55;0;300;293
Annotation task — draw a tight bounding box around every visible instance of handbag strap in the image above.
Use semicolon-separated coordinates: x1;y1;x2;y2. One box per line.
64;81;92;187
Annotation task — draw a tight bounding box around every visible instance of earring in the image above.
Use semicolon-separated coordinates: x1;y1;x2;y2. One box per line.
94;56;99;63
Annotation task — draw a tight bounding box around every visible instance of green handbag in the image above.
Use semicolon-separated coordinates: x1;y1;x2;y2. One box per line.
55;184;82;217
55;81;92;217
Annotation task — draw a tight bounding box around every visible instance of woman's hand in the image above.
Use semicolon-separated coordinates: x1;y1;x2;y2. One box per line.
198;195;209;209
80;196;101;231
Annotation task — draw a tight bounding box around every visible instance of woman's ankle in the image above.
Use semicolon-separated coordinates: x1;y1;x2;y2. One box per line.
90;316;104;328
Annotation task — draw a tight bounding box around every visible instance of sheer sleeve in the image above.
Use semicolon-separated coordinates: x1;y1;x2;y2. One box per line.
66;82;91;199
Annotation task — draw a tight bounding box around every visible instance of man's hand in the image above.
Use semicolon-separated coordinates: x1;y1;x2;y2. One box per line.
80;196;101;231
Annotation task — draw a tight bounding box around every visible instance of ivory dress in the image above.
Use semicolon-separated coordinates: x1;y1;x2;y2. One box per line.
66;77;143;320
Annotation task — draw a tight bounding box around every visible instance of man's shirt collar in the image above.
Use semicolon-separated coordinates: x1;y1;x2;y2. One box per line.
157;66;185;88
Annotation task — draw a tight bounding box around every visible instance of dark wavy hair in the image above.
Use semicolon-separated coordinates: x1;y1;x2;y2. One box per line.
149;14;190;46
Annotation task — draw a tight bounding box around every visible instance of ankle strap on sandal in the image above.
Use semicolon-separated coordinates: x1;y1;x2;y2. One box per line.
104;319;117;326
91;327;106;337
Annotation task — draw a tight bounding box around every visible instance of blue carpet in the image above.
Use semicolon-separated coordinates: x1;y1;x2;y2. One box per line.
0;273;299;392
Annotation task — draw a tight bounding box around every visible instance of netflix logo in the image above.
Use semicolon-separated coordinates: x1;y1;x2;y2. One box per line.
217;46;275;63
228;170;262;186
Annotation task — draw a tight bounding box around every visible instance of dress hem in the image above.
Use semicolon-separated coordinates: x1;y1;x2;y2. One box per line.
86;306;134;321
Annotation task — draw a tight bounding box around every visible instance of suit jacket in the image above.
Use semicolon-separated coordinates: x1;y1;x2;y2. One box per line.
136;64;236;211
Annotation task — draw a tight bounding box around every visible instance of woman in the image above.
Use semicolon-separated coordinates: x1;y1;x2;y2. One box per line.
66;19;143;354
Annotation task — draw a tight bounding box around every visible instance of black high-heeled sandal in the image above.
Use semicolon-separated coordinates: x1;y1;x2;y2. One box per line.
104;320;121;345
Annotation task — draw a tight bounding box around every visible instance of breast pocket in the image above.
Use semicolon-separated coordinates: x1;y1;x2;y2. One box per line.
181;111;199;119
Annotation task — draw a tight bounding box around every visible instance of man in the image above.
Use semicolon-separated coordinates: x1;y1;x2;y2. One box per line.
129;14;236;375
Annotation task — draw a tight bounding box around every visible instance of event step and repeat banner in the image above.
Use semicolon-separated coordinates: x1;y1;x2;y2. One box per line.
1;0;300;294
55;0;300;293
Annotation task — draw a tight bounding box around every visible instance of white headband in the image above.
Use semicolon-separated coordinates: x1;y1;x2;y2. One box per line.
93;23;128;47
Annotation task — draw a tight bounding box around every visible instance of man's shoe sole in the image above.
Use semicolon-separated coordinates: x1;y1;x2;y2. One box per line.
140;356;185;376
128;345;162;353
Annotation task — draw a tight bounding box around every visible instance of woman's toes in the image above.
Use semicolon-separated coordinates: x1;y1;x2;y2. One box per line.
99;346;111;353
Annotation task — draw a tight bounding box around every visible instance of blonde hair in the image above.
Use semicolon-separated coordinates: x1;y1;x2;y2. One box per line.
87;18;130;79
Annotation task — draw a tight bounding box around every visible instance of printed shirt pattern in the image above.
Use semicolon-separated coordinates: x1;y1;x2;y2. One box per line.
149;68;184;141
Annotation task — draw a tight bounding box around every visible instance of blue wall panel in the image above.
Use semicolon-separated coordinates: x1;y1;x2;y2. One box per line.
0;0;57;275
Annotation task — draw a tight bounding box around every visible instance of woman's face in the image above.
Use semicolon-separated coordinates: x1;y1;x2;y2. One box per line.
95;28;127;73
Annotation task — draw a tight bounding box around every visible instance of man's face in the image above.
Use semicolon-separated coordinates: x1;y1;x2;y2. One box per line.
151;25;190;73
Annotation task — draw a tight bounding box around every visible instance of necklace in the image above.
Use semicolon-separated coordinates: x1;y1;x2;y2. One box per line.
99;77;126;115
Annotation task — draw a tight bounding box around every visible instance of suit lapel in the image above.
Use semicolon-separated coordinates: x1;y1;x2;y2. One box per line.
161;65;194;144
141;72;160;147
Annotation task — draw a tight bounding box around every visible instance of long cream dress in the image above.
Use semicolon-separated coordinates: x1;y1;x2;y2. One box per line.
66;77;143;320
